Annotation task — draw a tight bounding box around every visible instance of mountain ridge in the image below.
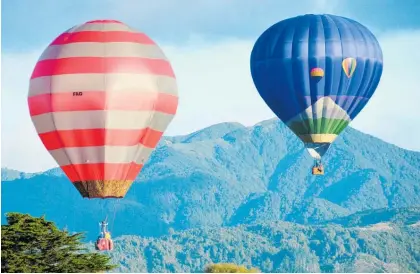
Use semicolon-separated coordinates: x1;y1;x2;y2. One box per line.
3;119;417;176
2;118;420;242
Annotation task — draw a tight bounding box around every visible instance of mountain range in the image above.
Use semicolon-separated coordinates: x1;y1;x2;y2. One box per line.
2;118;420;272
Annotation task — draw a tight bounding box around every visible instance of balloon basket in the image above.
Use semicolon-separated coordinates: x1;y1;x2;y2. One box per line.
312;166;324;175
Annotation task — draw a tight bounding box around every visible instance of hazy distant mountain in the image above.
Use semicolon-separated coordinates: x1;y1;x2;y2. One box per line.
2;119;420;242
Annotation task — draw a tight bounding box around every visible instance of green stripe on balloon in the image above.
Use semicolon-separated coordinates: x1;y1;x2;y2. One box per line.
287;118;350;135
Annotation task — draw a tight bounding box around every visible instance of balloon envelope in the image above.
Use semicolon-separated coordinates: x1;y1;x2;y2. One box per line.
28;20;178;198
250;14;383;159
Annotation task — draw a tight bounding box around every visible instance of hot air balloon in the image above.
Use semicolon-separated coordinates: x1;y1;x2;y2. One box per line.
250;14;383;175
28;20;179;248
28;20;178;195
310;67;325;81
28;19;178;197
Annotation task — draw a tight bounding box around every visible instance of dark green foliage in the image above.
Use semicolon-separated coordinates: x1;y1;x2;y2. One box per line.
204;263;259;273
104;208;420;273
1;213;117;273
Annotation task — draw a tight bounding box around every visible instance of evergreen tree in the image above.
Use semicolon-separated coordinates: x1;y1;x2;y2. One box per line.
1;212;117;273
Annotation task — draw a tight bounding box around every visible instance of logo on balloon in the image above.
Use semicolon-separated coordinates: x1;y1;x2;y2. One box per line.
342;57;357;78
310;67;324;83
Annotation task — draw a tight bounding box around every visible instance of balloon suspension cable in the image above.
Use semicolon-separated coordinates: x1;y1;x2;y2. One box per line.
97;199;109;235
314;158;322;167
99;215;109;233
110;199;120;232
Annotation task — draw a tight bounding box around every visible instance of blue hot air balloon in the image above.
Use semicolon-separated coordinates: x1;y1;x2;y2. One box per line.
250;14;383;175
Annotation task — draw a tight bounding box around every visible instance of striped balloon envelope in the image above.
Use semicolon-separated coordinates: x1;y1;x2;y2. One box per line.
28;20;179;199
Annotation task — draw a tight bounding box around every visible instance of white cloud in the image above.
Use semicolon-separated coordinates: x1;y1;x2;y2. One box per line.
1;30;419;172
162;38;273;135
0;51;55;172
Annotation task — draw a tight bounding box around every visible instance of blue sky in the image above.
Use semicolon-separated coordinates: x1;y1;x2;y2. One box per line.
2;0;420;171
3;0;420;51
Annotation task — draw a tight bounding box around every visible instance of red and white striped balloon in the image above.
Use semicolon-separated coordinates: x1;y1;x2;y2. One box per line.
28;19;178;198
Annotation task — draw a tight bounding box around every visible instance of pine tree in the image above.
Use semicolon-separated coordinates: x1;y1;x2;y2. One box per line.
1;212;117;273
